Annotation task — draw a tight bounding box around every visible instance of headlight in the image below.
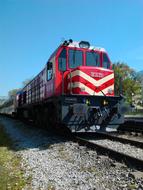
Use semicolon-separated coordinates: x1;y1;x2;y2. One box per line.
103;100;108;106
79;41;90;48
86;99;90;105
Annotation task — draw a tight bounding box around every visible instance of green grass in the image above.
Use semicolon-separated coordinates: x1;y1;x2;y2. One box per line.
0;124;28;190
127;184;137;190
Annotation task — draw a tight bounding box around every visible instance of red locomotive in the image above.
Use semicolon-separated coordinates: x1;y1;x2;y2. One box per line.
15;40;124;132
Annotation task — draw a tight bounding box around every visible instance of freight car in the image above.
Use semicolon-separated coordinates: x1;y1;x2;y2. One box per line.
14;40;124;132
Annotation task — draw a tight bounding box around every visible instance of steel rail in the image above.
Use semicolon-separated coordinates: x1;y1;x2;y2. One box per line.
118;123;143;133
74;132;143;148
125;116;143;121
118;118;143;133
95;132;143;149
74;136;143;171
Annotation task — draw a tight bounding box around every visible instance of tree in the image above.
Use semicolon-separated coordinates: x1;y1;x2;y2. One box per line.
8;89;20;100
22;78;32;87
136;71;143;104
7;79;32;100
113;62;141;104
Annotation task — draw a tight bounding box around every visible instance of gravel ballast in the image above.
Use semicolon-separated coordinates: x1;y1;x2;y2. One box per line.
0;116;143;190
89;139;143;160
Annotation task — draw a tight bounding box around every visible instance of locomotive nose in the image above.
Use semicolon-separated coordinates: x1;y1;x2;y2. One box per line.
67;66;114;96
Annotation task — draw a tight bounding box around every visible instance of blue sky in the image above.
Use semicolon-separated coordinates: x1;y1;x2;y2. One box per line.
0;0;143;96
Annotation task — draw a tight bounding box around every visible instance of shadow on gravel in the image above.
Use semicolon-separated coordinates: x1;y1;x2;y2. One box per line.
0;116;71;152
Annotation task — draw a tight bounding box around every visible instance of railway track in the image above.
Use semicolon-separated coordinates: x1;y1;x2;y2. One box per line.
75;132;143;148
125;116;143;122
1;113;143;171
74;132;143;171
118;121;143;133
118;116;143;133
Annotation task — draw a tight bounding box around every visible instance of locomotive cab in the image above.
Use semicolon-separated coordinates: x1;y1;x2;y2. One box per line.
53;40;124;132
55;41;114;97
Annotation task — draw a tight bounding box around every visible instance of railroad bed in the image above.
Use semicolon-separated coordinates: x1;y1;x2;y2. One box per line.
76;132;143;148
75;132;143;170
1;115;143;190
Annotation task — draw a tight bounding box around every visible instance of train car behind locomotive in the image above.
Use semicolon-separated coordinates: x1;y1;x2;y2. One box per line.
15;40;124;132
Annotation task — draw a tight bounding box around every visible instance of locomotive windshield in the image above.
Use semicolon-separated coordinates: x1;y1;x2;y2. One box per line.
69;49;83;68
102;53;110;69
58;48;111;70
86;51;100;67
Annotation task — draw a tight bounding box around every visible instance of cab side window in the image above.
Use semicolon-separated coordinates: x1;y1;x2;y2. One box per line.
103;53;110;69
58;49;66;71
47;62;53;80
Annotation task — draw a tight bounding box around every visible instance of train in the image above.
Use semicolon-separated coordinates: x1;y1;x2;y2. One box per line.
12;40;124;132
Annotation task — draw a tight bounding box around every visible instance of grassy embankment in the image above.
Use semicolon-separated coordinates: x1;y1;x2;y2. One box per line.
0;123;28;190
